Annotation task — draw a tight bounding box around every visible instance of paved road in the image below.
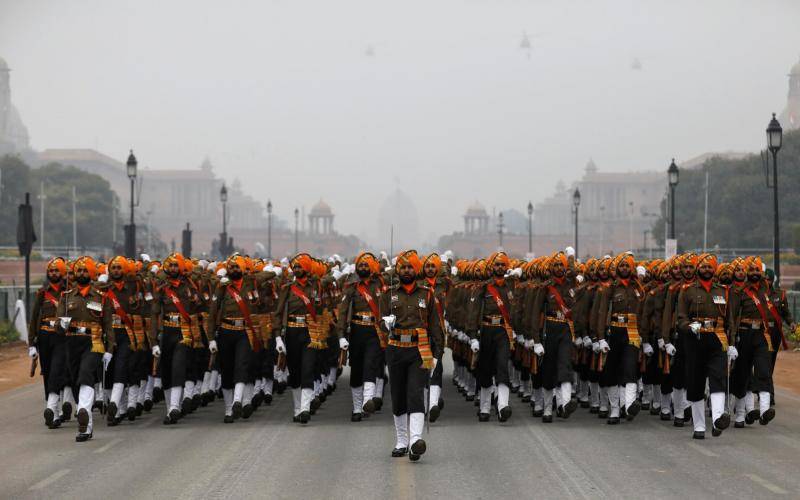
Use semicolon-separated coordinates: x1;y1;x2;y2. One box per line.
2;356;799;499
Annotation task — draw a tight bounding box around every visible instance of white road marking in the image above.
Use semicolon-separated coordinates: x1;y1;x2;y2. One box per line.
29;468;70;491
745;473;787;495
94;438;123;453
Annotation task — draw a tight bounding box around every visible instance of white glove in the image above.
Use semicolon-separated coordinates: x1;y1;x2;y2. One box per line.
28;346;38;358
208;262;218;272
582;336;592;348
565;246;576;257
152;345;161;358
689;322;701;334
379;251;388;261
339;337;349;350
209;340;218;354
280;257;289;266
59;317;72;330
149;265;159;274
665;343;676;356
470;339;480;353
444;319;450;331
276;337;286;354
97;274;108;283
273;266;283;277
592;341;600;353
382;314;396;331
198;259;209;270
140;253;151;263
524;339;535;349
576;274;585;284
391;257;397;266
598;339;610;353
216;268;227;278
727;346;738;361
573;336;583;347
516;334;524;345
643;343;654;356
510;268;522;278
533;343;544;356
636;265;647;279
219;277;229;285
384;266;393;273
102;352;113;369
657;338;665;350
451;266;458;277
430;358;438;376
332;269;343;280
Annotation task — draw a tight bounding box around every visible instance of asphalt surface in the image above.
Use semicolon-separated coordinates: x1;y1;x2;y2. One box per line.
2;356;800;500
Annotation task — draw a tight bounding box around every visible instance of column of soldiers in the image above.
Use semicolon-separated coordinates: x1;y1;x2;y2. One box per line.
26;247;794;452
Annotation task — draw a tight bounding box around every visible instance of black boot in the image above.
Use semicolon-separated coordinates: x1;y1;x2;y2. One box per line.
759;408;775;426
232;402;243;420
106;403;118;426
391;447;408;458
61;402;73;421
409;439;426;461
429;405;441;423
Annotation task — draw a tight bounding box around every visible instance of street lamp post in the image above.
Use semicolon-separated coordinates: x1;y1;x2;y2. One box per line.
668;159;679;240
497;212;504;248
37;181;46;255
573;188;581;258
220;184;228;257
125;150;138;258
527;201;533;254
294;208;299;254
267;200;273;259
767;113;783;284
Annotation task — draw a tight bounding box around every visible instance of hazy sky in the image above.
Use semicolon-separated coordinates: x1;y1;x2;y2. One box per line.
2;0;799;245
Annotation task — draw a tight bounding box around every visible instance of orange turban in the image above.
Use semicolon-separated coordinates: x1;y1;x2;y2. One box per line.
227;255;247;273
486;252;510;270
745;256;763;272
291;253;314;274
550;251;568;269
615;253;635;272
356;252;380;275
74;256;97;280
683;253;699;267
396;250;422;274
423;253;442;272
109;255;129;273
47;257;67;275
163;253;185;270
697;253;718;271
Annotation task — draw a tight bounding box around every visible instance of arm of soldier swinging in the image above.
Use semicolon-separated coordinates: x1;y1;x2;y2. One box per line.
464;286;482;339
528;287;546;343
572;290;589;339
206;285;222;342
779;291;794;326
271;287;289;338
639;295;654;345
149;289;162;346
675;289;692;336
659;290;675;344
594;287;610;340
429;296;444;359
378;289;391;335
334;285;353;338
726;289;741;346
102;297;116;352
28;291;43;346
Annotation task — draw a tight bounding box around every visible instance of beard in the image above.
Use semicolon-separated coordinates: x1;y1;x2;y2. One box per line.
48;274;61;283
229;271;243;280
356;269;370;279
76;275;91;285
698;271;713;281
399;273;415;284
748;274;761;283
494;269;506;278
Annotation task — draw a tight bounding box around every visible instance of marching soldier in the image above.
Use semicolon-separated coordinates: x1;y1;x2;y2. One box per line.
467;252;516;423
421;253;449;422
676;253;732;439
59;256;114;442
379;250;444;461
29;257;70;428
150;253;201;425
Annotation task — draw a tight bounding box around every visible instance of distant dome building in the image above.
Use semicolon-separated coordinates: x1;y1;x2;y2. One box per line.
463;201;489;235
377;189;420;250
0;56;31;156
309;198;335;236
780;56;800;130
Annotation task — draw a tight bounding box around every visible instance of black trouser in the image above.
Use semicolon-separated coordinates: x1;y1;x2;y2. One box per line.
477;327;510;388
668;331;686;390
105;331;134;387
285;327;316;389
541;322;573;390
430;353;444;386
195;346;210;380
261;339;275;380
217;328;251;389
576;347;591;384
386;345;427;416
684;331;727;402
160;329;188;389
348;323;382;388
37;332;67;397
65;336;101;388
642;348;661;385
599;327;639;387
132;349;148;384
767;329;781;397
731;329;771;399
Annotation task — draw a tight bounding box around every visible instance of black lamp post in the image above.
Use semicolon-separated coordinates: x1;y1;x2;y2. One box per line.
220;184;228;256
527;201;533;253
667;159;679;240
294;208;299;254
125;150;137;258
267;199;273;259
573;188;581;258
767;113;783;284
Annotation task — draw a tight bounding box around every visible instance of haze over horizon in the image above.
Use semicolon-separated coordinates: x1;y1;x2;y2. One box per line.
1;0;799;246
